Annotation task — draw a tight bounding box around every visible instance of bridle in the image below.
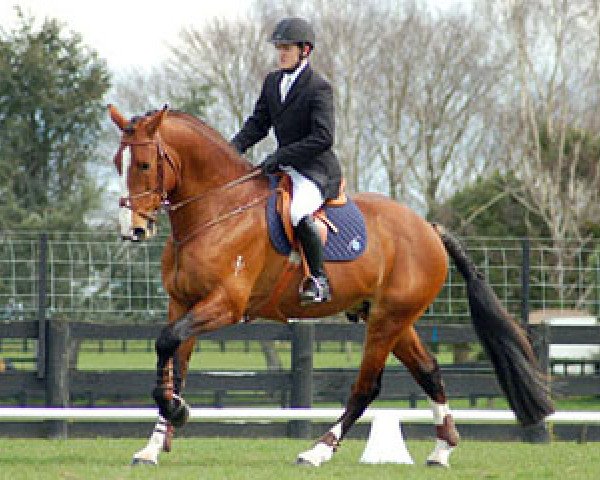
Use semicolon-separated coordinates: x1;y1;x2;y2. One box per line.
115;137;180;222
116;136;265;244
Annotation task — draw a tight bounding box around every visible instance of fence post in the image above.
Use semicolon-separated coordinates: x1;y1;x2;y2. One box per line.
46;318;70;439
521;237;530;326
289;321;314;439
538;323;550;375
37;233;48;379
527;323;550;374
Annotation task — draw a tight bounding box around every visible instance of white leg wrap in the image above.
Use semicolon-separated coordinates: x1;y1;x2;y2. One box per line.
296;423;341;467
427;398;456;467
132;416;168;465
329;423;342;440
426;438;454;467
429;398;451;425
297;442;335;467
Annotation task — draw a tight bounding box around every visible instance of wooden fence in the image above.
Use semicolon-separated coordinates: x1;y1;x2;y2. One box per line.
0;319;598;440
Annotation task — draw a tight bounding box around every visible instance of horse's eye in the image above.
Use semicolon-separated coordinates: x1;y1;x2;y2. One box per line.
139;162;151;171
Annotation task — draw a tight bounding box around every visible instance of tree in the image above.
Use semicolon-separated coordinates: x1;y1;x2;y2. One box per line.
0;8;111;230
436;171;549;238
166;11;273;163
486;0;600;242
363;4;508;213
477;0;600;305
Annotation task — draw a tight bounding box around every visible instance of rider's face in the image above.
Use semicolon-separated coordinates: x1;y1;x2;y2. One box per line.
276;44;301;70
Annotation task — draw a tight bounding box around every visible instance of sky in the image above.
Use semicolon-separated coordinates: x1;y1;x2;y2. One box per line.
1;0;469;217
1;0;465;72
0;0;252;71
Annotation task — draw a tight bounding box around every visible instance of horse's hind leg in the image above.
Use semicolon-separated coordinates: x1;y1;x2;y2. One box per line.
297;320;395;467
392;327;459;467
132;336;196;466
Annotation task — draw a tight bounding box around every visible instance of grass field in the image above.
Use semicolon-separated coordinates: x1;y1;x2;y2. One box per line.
0;437;598;480
5;338;461;371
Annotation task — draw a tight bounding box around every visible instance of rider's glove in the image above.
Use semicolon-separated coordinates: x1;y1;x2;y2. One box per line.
260;154;280;175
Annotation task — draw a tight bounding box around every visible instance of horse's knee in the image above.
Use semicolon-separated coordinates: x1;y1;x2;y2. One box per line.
156;311;198;358
156;325;181;357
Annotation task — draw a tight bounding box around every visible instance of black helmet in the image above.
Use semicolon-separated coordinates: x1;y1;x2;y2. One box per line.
269;17;315;49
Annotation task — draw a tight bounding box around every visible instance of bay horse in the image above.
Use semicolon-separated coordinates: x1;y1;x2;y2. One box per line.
109;105;554;467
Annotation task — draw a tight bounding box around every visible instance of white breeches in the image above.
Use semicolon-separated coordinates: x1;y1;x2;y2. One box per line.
281;166;324;226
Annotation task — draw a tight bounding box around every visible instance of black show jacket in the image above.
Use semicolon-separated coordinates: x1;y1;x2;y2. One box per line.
231;65;342;200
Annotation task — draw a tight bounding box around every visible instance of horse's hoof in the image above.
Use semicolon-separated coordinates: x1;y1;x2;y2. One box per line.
295;457;318;467
426;459;449;468
426;438;453;467
295;441;335;467
131;457;158;466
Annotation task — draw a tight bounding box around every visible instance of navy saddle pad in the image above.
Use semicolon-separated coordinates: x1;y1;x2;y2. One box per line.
265;180;367;261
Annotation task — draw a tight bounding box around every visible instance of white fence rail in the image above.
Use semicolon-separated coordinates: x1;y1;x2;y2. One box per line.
1;407;599;423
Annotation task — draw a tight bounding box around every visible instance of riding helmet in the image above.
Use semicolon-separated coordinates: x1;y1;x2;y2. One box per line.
269;17;315;49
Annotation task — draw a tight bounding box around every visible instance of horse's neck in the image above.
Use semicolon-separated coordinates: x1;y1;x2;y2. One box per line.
164;124;258;233
179;153;250;197
168;125;252;200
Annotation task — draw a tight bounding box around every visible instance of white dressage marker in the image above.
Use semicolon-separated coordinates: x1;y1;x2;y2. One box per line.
360;412;413;464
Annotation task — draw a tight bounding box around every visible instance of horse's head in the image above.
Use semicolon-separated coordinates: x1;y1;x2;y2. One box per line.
109;105;179;241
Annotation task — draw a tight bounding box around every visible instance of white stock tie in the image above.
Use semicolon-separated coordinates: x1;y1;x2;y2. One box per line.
280;74;293;102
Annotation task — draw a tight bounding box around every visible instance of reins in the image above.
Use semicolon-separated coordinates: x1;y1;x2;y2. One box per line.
166;168;262;213
171;189;270;247
167;167;266;247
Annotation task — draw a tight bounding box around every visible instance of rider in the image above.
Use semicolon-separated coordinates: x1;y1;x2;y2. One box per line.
231;17;341;305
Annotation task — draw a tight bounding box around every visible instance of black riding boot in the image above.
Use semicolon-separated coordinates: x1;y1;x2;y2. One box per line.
294;215;331;305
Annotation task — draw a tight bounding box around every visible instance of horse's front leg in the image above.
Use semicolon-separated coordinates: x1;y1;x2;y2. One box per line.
153;289;240;426
132;337;196;465
132;300;195;466
153;325;191;427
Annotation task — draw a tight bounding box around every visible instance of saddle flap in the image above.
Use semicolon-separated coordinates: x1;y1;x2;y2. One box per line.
275;174;337;246
266;174;366;262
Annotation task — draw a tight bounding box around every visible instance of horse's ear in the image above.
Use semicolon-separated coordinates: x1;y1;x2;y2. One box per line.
108;104;128;131
146;105;169;136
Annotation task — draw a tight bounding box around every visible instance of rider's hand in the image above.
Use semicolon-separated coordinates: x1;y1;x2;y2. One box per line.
260;154;279;175
230;140;244;155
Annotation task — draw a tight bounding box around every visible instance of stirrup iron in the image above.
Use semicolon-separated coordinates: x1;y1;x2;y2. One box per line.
299;275;331;306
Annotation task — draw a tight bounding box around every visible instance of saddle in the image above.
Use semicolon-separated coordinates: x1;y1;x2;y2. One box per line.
275;174;347;248
258;174;367;320
266;174;366;262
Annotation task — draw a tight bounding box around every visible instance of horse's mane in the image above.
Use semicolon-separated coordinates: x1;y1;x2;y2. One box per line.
129;109;248;168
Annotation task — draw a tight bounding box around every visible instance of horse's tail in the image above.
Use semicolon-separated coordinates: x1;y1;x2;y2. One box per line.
432;224;555;426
